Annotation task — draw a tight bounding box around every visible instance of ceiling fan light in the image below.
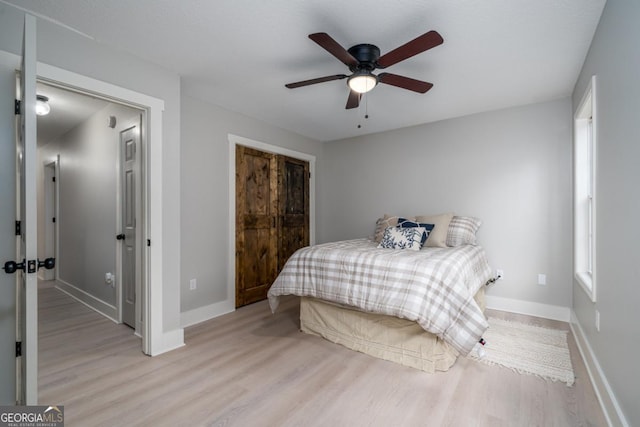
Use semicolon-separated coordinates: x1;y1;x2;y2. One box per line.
36;95;50;116
348;73;377;94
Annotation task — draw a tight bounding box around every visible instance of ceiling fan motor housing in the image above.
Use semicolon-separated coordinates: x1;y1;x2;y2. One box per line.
347;44;380;72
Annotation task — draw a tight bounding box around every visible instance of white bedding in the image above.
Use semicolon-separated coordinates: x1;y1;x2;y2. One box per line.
268;238;493;356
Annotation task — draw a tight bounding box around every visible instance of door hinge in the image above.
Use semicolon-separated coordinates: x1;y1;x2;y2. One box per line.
15;342;22;357
15;99;21;115
52;217;56;223
15;220;21;236
52;176;56;182
147;239;151;247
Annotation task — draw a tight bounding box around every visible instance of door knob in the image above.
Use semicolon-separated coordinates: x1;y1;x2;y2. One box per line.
38;258;55;270
2;260;25;274
116;234;125;240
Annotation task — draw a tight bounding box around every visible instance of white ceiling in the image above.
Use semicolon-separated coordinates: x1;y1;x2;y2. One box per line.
36;82;109;147
8;0;606;142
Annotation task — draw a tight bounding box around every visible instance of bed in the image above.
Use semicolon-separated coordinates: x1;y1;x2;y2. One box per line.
267;215;493;372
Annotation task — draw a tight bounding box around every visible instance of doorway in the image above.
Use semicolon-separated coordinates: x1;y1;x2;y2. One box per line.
36;81;145;332
33;60;173;362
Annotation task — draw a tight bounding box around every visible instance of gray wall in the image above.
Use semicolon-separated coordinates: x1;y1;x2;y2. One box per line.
319;98;573;308
38;103;140;307
0;51;19;404
572;0;640;425
180;94;322;314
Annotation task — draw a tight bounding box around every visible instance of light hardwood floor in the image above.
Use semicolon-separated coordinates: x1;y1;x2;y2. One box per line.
38;284;607;427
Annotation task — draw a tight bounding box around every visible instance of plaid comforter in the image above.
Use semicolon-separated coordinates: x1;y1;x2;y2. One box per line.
268;238;493;355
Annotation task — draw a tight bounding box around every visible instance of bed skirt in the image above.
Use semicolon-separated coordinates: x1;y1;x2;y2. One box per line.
300;288;486;373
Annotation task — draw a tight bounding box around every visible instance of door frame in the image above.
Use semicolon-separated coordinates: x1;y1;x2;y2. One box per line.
227;134;316;309
34;62;167;356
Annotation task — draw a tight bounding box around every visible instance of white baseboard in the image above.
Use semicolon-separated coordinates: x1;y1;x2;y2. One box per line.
152;328;185;356
485;295;571;322
55;279;118;323
570;311;629;427
180;299;235;328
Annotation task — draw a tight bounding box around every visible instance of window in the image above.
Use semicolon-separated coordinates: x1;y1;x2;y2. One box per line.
574;75;597;302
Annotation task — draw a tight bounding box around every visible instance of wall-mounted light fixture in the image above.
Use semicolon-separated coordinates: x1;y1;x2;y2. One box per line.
36;95;50;116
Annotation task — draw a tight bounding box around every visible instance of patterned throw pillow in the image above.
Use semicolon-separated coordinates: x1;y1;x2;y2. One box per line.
374;214;400;242
377;226;427;251
397;217;435;246
446;216;482;246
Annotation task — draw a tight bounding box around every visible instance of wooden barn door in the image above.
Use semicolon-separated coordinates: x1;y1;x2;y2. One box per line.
236;146;278;307
235;146;309;308
277;156;310;273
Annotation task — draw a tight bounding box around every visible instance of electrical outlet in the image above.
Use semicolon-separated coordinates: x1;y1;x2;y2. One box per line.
105;272;115;288
538;274;546;286
595;310;600;332
496;269;504;279
189;278;197;290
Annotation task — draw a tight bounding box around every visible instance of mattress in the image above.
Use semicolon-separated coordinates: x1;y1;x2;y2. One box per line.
300;288;486;373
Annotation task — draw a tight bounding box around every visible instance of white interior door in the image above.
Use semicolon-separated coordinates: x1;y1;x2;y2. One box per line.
120;122;141;329
16;14;38;405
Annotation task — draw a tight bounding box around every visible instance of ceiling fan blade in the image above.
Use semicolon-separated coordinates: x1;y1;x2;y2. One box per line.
377;31;443;68
309;33;359;67
345;90;362;109
285;74;348;89
378;73;433;93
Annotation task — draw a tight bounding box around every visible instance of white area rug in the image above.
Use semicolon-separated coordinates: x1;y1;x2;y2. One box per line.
469;317;575;386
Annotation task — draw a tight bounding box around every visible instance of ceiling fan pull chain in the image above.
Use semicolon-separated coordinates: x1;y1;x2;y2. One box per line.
357;93;362;129
365;93;369;120
357;93;370;129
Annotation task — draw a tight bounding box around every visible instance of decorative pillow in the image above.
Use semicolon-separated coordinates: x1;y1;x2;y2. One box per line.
374;214;400;243
446;216;482;246
377;226;426;251
414;213;454;247
397;217;435;246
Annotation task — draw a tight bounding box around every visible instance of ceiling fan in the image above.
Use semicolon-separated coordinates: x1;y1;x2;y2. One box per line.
285;31;443;109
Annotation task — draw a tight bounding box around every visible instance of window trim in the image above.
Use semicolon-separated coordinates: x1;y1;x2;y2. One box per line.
574;75;597;302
